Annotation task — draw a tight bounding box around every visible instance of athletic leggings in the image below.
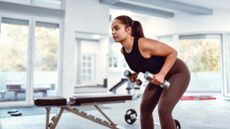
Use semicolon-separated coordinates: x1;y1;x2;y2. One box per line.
140;68;190;129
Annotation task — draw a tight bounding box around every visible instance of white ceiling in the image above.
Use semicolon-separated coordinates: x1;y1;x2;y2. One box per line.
100;0;230;18
173;0;230;10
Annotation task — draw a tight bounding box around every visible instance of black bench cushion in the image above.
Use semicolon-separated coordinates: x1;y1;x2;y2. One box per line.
70;94;132;105
34;97;67;106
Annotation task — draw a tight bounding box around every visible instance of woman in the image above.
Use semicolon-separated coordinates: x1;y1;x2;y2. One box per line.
111;15;190;129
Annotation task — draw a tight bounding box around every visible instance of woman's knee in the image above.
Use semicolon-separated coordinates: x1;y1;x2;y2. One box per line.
140;101;150;113
158;105;172;117
140;100;156;114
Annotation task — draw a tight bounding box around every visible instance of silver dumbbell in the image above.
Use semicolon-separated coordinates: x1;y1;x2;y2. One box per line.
144;71;170;88
124;70;142;86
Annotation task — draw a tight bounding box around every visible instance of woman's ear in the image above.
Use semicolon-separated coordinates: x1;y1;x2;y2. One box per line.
126;26;132;34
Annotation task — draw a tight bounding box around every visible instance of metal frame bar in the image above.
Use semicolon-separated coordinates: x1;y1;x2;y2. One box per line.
42;102;126;129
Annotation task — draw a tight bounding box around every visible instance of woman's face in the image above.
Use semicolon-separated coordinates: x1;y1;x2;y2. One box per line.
111;19;131;42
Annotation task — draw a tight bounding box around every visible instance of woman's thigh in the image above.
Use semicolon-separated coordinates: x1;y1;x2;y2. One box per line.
158;71;190;111
141;84;163;112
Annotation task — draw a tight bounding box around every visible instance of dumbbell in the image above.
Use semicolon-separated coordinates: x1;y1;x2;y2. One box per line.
124;70;142;86
124;109;137;124
124;108;181;129
144;71;170;88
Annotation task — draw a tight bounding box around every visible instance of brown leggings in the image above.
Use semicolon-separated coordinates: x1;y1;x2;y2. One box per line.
140;70;190;129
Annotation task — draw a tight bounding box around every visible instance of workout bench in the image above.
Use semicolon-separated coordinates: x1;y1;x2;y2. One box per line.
34;94;132;129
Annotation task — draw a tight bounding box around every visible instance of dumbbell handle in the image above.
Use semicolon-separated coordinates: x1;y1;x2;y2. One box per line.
144;71;170;88
124;70;132;77
124;70;142;86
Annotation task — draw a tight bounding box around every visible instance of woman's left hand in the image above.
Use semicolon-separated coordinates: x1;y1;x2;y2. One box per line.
150;73;165;86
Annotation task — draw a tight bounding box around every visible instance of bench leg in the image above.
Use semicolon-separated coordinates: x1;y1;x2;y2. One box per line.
49;108;64;129
64;106;120;129
94;105;115;125
45;107;51;129
44;107;64;129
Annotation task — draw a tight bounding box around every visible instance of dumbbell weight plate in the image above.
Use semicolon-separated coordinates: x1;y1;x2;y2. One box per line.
174;119;181;129
124;109;137;124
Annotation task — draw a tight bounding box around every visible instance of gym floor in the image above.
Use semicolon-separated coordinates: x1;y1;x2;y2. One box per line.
0;94;230;129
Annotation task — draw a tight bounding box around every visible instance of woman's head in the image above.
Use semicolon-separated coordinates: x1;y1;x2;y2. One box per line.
111;15;144;42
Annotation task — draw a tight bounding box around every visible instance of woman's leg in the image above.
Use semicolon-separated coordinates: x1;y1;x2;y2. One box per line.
158;71;190;129
140;84;163;129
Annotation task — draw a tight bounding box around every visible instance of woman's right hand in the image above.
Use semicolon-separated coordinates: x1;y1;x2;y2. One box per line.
129;72;139;82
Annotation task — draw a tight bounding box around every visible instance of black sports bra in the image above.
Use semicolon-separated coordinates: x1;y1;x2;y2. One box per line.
122;37;165;74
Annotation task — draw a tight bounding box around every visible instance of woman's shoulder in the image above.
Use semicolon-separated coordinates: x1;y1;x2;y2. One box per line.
138;37;158;48
139;37;158;44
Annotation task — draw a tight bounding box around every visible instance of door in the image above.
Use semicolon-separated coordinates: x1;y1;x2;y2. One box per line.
0;17;29;102
33;21;60;98
0;17;61;105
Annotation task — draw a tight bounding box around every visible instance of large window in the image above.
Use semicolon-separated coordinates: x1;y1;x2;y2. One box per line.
159;34;222;93
33;21;60;98
0;17;29;101
178;35;221;73
0;16;61;105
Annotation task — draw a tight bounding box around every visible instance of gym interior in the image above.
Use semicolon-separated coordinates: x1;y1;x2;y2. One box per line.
0;0;230;129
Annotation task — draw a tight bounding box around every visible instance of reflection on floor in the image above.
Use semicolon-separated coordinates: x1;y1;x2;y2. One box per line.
1;96;230;129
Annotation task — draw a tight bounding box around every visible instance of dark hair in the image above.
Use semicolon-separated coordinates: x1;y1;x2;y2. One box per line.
114;15;145;38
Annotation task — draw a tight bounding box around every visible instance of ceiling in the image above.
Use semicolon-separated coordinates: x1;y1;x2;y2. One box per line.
173;0;230;10
99;0;230;18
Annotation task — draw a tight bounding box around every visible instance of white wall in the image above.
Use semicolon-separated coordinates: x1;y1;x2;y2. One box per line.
144;9;230;36
107;9;230;93
62;0;110;98
62;1;230;97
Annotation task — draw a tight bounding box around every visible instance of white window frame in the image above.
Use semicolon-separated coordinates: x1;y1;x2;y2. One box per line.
0;12;63;107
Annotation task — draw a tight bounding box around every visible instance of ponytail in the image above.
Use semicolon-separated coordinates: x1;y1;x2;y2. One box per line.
114;15;145;38
132;20;144;38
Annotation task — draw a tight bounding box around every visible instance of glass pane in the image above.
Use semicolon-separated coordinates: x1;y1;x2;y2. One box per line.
1;0;30;5
33;21;59;98
34;0;62;9
0;17;29;102
81;54;95;84
178;34;222;92
108;38;128;70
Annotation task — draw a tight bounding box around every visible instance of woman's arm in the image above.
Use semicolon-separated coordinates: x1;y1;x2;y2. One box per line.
139;38;177;84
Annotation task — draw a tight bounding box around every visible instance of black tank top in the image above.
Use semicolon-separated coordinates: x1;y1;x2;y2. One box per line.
123;37;165;74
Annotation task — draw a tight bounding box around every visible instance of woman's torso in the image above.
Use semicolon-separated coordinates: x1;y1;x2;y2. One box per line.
122;37;189;78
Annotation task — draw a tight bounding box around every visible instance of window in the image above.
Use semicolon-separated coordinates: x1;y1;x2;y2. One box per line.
33;21;60;97
81;54;95;84
0;16;61;104
158;34;223;93
34;0;62;9
178;34;221;72
108;37;128;70
0;17;29;101
178;34;222;92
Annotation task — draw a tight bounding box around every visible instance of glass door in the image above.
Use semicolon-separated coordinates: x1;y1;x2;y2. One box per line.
33;21;60;98
0;17;29;102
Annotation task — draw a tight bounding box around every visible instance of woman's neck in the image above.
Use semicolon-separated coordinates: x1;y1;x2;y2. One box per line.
121;36;134;53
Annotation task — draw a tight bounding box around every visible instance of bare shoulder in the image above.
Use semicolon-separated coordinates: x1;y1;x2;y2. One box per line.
138;37;158;49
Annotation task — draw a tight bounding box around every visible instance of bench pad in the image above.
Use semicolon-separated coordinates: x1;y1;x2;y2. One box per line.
70;94;132;105
34;97;67;106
